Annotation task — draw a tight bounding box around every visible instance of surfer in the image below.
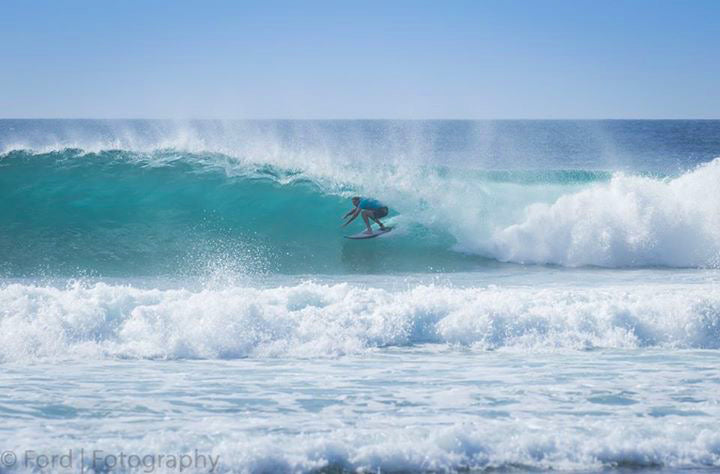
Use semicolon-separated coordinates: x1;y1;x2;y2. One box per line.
342;196;389;234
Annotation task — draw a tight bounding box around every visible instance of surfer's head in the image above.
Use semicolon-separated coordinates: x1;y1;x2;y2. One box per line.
351;196;360;206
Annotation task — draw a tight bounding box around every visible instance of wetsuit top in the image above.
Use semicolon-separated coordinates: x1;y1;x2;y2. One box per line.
358;198;385;210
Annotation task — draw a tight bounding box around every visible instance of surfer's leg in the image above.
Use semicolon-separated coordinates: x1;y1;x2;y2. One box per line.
370;207;387;230
361;210;373;233
371;215;386;230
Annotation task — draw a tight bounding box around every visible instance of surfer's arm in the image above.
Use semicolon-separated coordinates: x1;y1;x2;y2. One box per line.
342;208;360;227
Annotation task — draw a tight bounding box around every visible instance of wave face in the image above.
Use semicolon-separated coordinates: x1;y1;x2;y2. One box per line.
2;280;720;362
2;120;720;275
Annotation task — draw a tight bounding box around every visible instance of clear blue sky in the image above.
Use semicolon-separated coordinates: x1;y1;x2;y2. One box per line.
1;0;718;119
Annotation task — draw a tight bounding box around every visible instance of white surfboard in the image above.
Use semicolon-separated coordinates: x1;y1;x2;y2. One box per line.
344;227;394;240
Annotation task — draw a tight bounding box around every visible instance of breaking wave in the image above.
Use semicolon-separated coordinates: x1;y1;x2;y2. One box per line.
2;280;720;362
2;147;720;275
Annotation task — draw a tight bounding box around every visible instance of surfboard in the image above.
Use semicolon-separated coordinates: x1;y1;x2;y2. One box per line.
344;227;393;240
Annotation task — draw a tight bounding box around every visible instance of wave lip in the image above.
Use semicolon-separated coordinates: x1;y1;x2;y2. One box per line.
2;281;720;362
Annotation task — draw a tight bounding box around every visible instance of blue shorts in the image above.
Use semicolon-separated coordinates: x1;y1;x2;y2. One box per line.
369;206;388;218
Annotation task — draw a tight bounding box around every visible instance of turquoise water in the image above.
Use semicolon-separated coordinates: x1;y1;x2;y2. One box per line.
2;120;720;473
1;148;618;275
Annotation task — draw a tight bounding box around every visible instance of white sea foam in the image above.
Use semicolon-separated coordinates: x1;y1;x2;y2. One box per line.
488;159;720;268
4;404;720;472
2;280;720;362
153;421;720;472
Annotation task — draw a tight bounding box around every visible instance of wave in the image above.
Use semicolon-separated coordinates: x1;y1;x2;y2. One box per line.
1;147;719;274
2;280;720;362
6;418;720;472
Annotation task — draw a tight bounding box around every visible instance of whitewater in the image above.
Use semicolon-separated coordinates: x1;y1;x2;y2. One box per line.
2;119;720;473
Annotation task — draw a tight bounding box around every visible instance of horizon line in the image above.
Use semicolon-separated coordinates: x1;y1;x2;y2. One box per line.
2;117;720;121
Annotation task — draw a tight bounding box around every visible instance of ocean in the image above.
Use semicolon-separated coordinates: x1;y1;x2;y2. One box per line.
1;119;720;473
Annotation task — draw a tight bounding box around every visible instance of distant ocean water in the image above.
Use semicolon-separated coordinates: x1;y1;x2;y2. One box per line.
1;119;720;473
